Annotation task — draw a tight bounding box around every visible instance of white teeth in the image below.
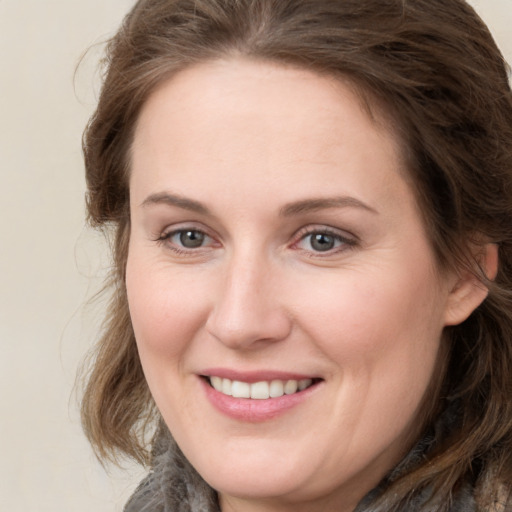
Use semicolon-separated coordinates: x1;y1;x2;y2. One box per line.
269;380;284;398
284;380;298;395
210;376;223;392
208;377;315;399
222;378;232;396
298;378;313;391
250;381;270;399
231;380;251;398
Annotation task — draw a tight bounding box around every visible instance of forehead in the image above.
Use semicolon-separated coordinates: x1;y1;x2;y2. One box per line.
134;58;395;139
130;58;406;197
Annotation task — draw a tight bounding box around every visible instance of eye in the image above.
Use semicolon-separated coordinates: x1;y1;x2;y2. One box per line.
307;233;339;252
157;228;216;252
295;228;356;254
175;229;206;248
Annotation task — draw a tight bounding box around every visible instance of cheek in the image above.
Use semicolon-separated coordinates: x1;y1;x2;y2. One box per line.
125;251;211;360
293;264;445;395
302;269;445;444
305;273;437;338
125;252;216;422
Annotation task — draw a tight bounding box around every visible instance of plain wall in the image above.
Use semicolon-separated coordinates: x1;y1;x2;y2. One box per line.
0;1;510;511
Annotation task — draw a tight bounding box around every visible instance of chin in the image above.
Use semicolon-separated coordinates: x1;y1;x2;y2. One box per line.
212;468;304;499
183;443;317;501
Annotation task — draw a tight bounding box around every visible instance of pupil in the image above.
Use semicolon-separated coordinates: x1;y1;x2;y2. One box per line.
311;233;334;252
180;230;205;248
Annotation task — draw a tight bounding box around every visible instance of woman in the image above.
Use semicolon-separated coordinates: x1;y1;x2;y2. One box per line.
81;0;512;510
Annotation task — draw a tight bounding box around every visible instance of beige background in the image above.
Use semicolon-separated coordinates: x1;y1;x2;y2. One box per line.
0;1;510;511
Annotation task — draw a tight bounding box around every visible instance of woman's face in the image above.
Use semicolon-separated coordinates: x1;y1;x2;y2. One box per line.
126;59;460;511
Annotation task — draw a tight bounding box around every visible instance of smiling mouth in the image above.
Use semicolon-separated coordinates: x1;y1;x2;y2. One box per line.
204;376;320;399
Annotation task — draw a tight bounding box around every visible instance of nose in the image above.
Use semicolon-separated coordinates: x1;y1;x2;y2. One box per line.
205;252;292;350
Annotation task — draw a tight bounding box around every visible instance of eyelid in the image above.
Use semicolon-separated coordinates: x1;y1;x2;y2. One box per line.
154;220;213;239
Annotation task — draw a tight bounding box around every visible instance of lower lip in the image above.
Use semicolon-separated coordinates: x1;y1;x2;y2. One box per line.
200;377;322;422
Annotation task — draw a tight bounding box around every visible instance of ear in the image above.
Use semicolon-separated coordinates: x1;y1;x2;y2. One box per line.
444;243;498;326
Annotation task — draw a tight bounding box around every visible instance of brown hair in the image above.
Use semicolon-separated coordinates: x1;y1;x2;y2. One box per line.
81;0;512;508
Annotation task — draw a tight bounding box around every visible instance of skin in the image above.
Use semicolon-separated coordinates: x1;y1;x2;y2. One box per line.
126;58;491;512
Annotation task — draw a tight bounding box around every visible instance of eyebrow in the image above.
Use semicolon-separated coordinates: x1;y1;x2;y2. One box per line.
141;192;211;215
280;196;378;216
141;192;377;217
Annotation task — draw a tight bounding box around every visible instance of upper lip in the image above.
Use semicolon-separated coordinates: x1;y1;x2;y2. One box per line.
200;368;321;383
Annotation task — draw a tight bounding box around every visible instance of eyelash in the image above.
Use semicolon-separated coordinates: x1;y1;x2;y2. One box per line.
155;225;357;256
